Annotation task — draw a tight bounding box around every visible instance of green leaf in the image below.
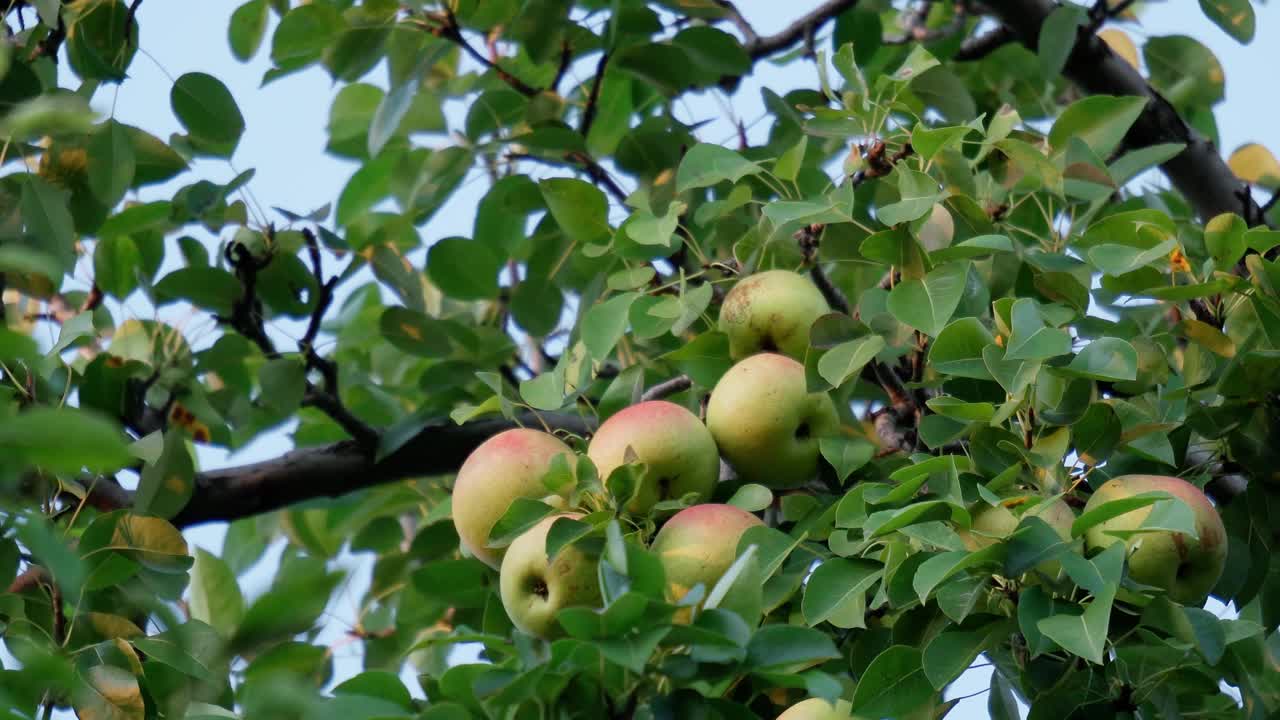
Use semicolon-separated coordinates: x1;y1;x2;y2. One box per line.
675;143;762;191
865;501;967;538
486;498;556;549
20;175;75;277
662;331;732;387
817;335;885;387
379;307;452;357
519;370;566;411
541;178;612;243
1088;239;1178;276
1073;403;1121;465
801;558;881;627
1049;95;1148;157
87;120;136;207
1038;5;1085;78
1037;544;1124;663
1205;212;1249;266
819;436;875;483
189;548;245;638
1062;337;1138;382
228;0;269;61
134;429;195;520
427;237;503;300
989;671;1021;720
0;408;131;473
929;318;996;379
582;292;640;360
923;620;1010;689
1070;491;1179;537
913;544;1005;604
171;72;246;156
877;169;940;226
926;396;994;423
93;234;141;299
774;136;807;182
727;484;773;512
153;267;242;316
745;624;840;671
891;45;940;83
1005;298;1071;361
1200;0;1255;43
887;261;968;337
336;152;396;227
626;202;682;246
851;645;933;718
0;244;65;285
703;543;763;624
259;358;307;414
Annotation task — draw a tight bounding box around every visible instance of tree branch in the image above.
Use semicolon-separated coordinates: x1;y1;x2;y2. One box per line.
428;9;540;98
171;412;593;528
642;375;692;402
740;0;860;60
981;0;1271;227
578;52;610;137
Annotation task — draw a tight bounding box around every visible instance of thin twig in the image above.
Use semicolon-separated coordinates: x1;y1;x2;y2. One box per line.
552;40;573;94
578;52;610;137
124;0;142;44
510;151;629;204
641;375;692;402
429;9;540;97
296;228;377;449
711;1;760;46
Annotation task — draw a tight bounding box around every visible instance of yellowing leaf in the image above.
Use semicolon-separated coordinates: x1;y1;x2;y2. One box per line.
1098;29;1139;70
1228;143;1280;190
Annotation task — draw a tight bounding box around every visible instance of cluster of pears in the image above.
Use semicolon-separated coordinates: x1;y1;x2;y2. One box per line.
450;270;838;637
447;269;1231;714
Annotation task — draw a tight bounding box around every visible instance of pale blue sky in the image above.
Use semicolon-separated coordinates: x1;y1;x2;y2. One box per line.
38;0;1280;716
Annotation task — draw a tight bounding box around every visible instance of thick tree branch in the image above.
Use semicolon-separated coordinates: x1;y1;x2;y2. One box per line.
170;412;593;528
981;0;1270;227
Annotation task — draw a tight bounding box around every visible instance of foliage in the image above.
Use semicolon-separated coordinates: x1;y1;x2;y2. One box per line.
1;0;1280;719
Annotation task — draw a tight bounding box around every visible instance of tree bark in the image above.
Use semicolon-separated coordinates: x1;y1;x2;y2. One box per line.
983;0;1270;227
171;412;593;528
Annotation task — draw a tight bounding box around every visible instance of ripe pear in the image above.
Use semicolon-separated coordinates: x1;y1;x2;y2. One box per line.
452;428;574;568
1082;474;1227;605
707;353;840;487
650;504;763;615
776;698;852;720
719;269;829;360
959;498;1077;579
587;400;720;514
499;514;601;638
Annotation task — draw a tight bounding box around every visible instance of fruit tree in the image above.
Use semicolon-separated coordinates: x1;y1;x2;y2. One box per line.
2;0;1280;718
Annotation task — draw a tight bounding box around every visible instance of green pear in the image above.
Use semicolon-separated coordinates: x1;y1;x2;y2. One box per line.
776;698;853;720
499;513;602;638
452;428;574;569
707;353;840;487
957;503;1019;551
650;503;763;617
587;400;720;514
958;498;1077;579
1082;474;1227;605
719;269;829;360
